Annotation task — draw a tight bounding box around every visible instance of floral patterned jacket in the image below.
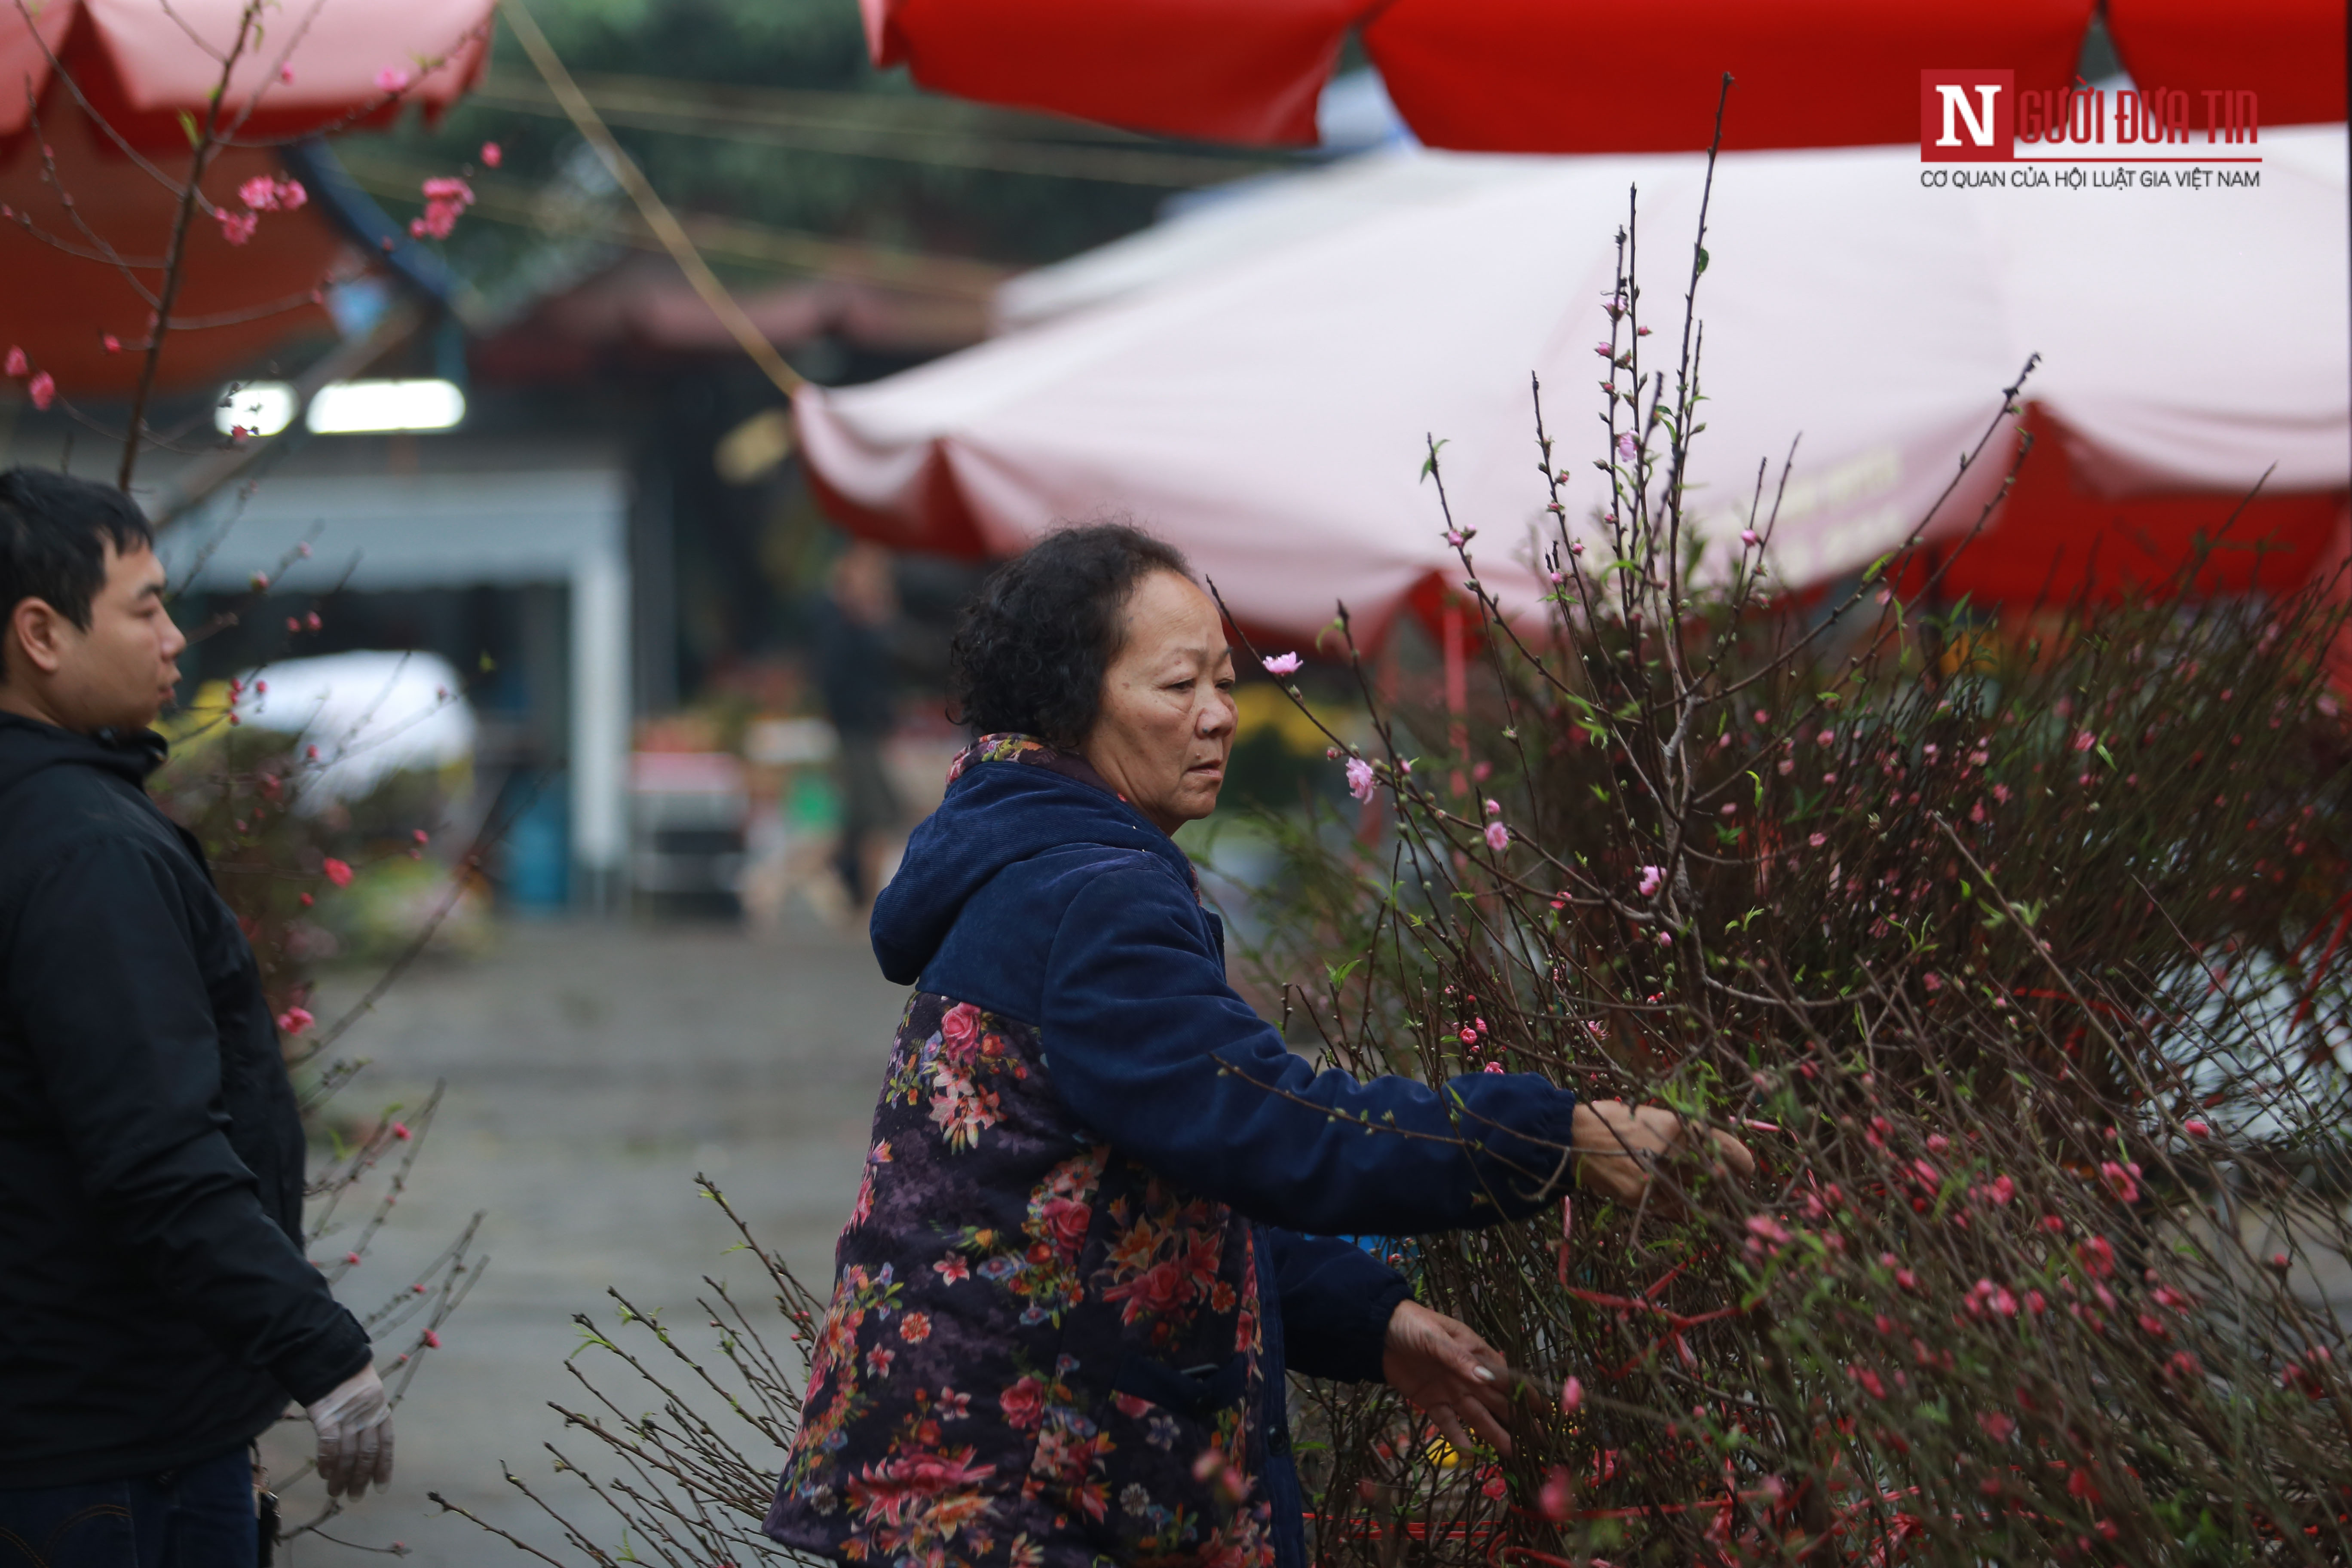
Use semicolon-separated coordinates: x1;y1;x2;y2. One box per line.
765;737;1580;1568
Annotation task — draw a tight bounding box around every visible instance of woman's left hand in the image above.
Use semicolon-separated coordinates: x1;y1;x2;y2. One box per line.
1381;1299;1518;1457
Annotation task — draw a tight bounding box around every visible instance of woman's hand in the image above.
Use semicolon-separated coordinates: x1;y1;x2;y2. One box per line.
1572;1099;1755;1205
1381;1299;1518;1457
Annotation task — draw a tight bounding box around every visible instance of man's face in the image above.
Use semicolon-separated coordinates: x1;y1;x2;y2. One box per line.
47;541;186;733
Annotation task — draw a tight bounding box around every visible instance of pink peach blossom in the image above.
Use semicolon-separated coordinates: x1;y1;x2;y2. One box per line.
2098;1161;2140;1204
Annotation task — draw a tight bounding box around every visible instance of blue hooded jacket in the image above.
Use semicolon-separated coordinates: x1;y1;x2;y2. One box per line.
876;744;1581;1240
766;738;1580;1568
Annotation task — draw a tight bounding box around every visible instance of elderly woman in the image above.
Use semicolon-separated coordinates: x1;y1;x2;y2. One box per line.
766;525;1745;1568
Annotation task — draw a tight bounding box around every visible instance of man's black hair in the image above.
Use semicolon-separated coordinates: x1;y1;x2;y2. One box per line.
0;468;155;680
948;521;1193;750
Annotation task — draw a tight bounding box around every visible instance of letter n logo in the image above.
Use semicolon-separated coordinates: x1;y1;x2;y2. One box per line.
1919;70;2014;162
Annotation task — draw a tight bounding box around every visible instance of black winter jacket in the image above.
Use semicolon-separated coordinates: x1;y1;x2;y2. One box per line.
0;714;371;1486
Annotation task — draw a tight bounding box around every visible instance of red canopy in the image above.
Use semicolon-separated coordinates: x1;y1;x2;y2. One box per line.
0;0;493;400
859;0;2347;150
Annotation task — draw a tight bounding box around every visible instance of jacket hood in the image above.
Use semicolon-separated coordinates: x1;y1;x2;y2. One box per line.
0;713;165;802
870;735;1192;986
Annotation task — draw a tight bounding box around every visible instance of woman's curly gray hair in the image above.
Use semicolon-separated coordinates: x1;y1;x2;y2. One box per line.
947;522;1193;750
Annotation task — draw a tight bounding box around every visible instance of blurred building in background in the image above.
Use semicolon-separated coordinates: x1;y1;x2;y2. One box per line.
154;260;988;920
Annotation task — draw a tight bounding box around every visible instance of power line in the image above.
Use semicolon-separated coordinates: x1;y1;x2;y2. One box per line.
334;149;1007;299
466;75;1295;187
552;69;1168;145
501;0;804;395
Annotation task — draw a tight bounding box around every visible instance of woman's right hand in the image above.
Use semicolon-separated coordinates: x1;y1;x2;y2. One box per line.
1381;1299;1518;1457
1571;1099;1754;1204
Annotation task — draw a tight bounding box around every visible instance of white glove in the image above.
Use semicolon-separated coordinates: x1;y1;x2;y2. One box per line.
306;1363;395;1499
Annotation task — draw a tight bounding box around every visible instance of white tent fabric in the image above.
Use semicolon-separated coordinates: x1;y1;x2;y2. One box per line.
237;650;477;808
800;129;2350;643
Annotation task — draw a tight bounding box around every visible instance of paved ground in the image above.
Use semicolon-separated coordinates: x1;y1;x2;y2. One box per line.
271;912;904;1568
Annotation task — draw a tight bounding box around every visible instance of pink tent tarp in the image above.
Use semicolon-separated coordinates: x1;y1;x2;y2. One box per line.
0;0;490;147
0;0;494;397
796;129;2349;643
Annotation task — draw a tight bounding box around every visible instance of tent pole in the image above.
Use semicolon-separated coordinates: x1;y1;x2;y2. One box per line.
499;0;806;401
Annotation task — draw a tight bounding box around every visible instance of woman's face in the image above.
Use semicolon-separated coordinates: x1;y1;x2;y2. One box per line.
1080;570;1237;835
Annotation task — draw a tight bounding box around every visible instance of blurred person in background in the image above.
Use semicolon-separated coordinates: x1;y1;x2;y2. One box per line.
0;470;391;1565
818;540;903;911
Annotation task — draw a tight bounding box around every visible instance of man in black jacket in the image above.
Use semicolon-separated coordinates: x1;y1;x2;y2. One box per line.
0;469;388;1564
